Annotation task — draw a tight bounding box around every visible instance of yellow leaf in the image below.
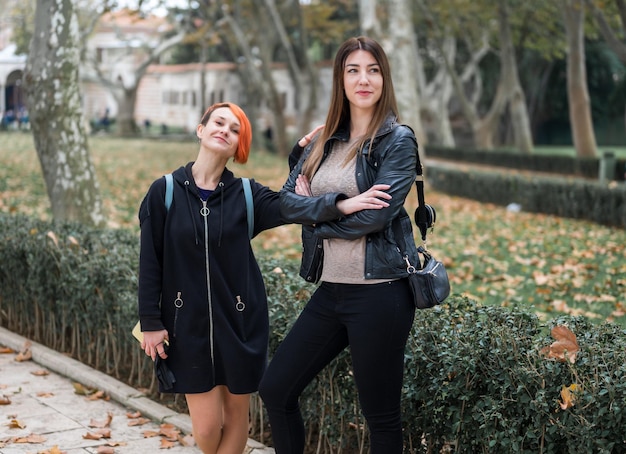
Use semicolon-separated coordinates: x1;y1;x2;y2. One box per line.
7;419;25;429
559;384;579;410
73;382;97;396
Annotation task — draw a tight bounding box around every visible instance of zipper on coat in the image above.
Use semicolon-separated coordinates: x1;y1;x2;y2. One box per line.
201;199;216;383
173;291;183;338
235;295;247;342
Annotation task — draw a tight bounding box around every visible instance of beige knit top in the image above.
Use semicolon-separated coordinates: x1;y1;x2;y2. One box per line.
310;139;390;284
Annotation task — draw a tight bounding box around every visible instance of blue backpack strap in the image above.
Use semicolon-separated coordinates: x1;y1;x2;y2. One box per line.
242;178;254;239
164;173;173;211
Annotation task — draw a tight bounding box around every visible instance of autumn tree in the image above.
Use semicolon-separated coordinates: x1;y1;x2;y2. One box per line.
562;0;598;157
415;0;535;152
84;9;187;137
23;0;105;227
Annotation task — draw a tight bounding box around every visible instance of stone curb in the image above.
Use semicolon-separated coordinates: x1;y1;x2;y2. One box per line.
0;327;274;453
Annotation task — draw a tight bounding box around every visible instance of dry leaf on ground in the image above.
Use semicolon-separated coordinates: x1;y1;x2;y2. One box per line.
89;412;113;428
540;325;579;363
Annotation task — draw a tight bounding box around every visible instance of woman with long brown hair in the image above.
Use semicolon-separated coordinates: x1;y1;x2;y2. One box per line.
259;36;421;453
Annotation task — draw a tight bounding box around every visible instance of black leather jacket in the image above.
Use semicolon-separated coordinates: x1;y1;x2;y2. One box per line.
281;114;421;283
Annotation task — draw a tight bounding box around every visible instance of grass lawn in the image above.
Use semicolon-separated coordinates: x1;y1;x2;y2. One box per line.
2;131;625;326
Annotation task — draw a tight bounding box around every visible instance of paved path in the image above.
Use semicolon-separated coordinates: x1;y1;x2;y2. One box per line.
0;327;274;454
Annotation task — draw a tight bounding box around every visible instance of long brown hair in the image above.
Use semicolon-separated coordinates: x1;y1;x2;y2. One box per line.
301;36;399;180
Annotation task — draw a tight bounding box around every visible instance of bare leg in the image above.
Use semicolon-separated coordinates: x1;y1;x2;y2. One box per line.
218;387;250;454
186;388;223;454
185;386;250;454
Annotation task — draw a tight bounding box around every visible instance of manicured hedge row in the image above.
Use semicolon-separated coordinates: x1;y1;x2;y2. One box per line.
425;145;626;181
2;213;626;453
426;165;626;229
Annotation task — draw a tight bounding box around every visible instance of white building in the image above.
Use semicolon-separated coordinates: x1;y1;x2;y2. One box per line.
0;9;332;134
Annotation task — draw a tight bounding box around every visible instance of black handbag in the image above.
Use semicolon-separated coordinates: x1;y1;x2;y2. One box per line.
398;171;451;309
405;246;450;309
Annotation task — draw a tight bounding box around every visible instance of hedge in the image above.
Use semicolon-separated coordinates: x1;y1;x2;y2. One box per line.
427;165;626;229
1;213;626;453
425;145;626;181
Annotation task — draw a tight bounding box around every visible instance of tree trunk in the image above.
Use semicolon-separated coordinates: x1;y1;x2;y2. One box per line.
388;0;427;147
359;0;383;40
23;0;105;227
497;0;534;153
563;0;598;158
421;35;458;147
116;87;140;137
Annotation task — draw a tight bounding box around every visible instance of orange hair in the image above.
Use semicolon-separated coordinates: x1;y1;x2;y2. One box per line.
200;102;252;163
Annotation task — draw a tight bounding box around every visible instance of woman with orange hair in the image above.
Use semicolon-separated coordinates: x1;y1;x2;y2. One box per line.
137;102;285;454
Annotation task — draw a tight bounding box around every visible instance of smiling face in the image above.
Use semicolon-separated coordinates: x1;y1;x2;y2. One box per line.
196;106;241;159
343;49;383;114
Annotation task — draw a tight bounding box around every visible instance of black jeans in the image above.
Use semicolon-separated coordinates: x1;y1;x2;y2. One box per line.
259;280;415;453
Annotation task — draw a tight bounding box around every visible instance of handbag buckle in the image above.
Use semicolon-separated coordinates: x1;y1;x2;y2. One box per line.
404;255;416;274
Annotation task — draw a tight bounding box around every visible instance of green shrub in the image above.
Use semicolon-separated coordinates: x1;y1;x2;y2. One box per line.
2;214;626;453
404;299;626;453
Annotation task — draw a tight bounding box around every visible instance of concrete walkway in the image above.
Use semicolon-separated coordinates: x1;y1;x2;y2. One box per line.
0;327;274;454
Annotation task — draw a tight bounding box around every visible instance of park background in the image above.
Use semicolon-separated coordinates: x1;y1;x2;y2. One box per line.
1;0;626;452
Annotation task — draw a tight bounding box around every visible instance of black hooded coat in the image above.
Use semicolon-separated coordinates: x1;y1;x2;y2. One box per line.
138;162;284;394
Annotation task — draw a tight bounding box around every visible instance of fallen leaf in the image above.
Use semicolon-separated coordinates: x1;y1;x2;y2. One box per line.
159;423;180;440
12;433;46;443
83;428;111;440
142;430;160;438
0;396;10;405
31;369;50;377
126;411;142;419
559;384;579;410
160;438;177;449
96;446;116;454
95;429;112;438
83;432;105;440
7;419;26;429
87;390;109;401
178;433;196;446
89;412;113;428
127;417;150;426
45;445;67;454
0;347;15;354
73;383;97;396
14;348;32;362
540;325;579;363
36;392;55;398
46;231;59;247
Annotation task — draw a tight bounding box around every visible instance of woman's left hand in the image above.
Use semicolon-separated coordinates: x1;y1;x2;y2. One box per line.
336;184;391;215
295;174;313;197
